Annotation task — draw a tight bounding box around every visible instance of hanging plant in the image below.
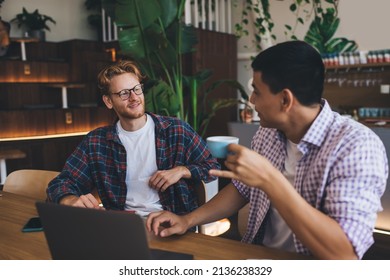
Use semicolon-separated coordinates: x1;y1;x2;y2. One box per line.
286;0;358;54
234;0;358;54
234;0;275;51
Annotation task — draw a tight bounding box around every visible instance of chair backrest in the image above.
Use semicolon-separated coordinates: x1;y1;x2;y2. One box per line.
3;169;59;200
194;180;207;234
195;180;206;207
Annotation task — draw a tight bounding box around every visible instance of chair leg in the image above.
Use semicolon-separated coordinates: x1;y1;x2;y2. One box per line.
0;159;7;185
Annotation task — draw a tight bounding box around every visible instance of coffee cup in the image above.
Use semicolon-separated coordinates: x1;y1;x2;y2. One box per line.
206;136;239;158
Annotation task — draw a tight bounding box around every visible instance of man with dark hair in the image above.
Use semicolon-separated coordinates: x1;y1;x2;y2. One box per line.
47;60;220;217
147;41;388;259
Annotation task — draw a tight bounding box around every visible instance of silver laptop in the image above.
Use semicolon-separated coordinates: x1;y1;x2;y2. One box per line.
35;202;193;260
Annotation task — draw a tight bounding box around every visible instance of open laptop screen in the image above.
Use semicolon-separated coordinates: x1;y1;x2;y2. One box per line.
35;202;193;260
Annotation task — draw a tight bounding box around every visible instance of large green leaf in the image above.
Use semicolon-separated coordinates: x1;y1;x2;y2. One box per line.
325;37;358;53
304;7;357;55
144;79;180;116
165;22;198;55
159;0;180;28
320;10;339;41
119;22;178;71
118;27;145;58
114;0;160;28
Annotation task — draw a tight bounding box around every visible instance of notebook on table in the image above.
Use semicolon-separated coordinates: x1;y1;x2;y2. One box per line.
35;202;193;260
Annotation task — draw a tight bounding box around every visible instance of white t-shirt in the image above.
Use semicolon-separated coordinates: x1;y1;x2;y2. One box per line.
117;115;163;217
262;139;303;252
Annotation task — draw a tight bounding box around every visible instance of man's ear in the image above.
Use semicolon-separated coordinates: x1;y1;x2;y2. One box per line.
280;89;294;111
102;95;113;109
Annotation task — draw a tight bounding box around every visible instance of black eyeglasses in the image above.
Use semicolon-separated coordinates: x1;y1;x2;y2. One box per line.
110;84;143;101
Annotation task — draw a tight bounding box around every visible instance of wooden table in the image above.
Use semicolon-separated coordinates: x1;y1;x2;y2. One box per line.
0;191;310;260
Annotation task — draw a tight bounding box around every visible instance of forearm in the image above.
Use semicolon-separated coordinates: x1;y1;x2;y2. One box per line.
265;173;357;259
185;155;220;183
174;166;191;179
186;183;247;228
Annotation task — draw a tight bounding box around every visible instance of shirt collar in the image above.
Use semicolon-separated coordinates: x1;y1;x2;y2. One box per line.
147;112;172;131
275;99;334;150
300;99;334;148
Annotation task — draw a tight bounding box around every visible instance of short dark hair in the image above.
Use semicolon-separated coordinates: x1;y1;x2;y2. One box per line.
251;40;324;106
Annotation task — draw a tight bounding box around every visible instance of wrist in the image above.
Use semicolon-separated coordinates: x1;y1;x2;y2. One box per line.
177;166;191;179
59;195;78;206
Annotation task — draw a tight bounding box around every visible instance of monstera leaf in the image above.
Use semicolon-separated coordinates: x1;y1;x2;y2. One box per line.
144;79;180;116
304;8;357;54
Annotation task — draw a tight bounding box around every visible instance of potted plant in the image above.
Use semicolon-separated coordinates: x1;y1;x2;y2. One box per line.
11;7;56;41
102;0;248;137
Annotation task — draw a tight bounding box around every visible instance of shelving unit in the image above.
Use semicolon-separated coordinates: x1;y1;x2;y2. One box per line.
0;39;115;139
323;62;390;111
0;39;116;173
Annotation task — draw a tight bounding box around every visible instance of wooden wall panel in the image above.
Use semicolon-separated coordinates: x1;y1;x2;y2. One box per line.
57;40;110;82
186;29;238;137
0;108;114;138
0;61;69;83
1;136;85;173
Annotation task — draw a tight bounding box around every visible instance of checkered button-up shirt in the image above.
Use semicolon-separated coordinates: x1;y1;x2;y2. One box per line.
234;100;388;258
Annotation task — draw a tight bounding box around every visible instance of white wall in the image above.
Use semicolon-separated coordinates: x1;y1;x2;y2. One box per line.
1;0;97;41
2;0;390;82
3;1;388;50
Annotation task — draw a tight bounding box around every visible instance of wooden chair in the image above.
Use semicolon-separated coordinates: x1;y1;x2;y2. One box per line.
195;180;231;236
195;180;206;207
195;180;206;234
0;149;26;185
3;169;59;201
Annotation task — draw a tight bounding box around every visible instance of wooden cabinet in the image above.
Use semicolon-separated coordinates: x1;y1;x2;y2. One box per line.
184;29;238;137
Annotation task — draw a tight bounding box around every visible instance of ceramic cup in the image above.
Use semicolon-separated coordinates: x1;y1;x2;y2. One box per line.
206;136;239;158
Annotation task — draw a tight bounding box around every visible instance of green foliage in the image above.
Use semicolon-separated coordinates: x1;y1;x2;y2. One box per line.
235;0;358;54
144;79;180;116
11;7;56;31
234;0;275;51
303;5;358;53
103;0;248;137
185;69;248;135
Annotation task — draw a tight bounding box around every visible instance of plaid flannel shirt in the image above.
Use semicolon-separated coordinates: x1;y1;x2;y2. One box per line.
47;112;220;215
